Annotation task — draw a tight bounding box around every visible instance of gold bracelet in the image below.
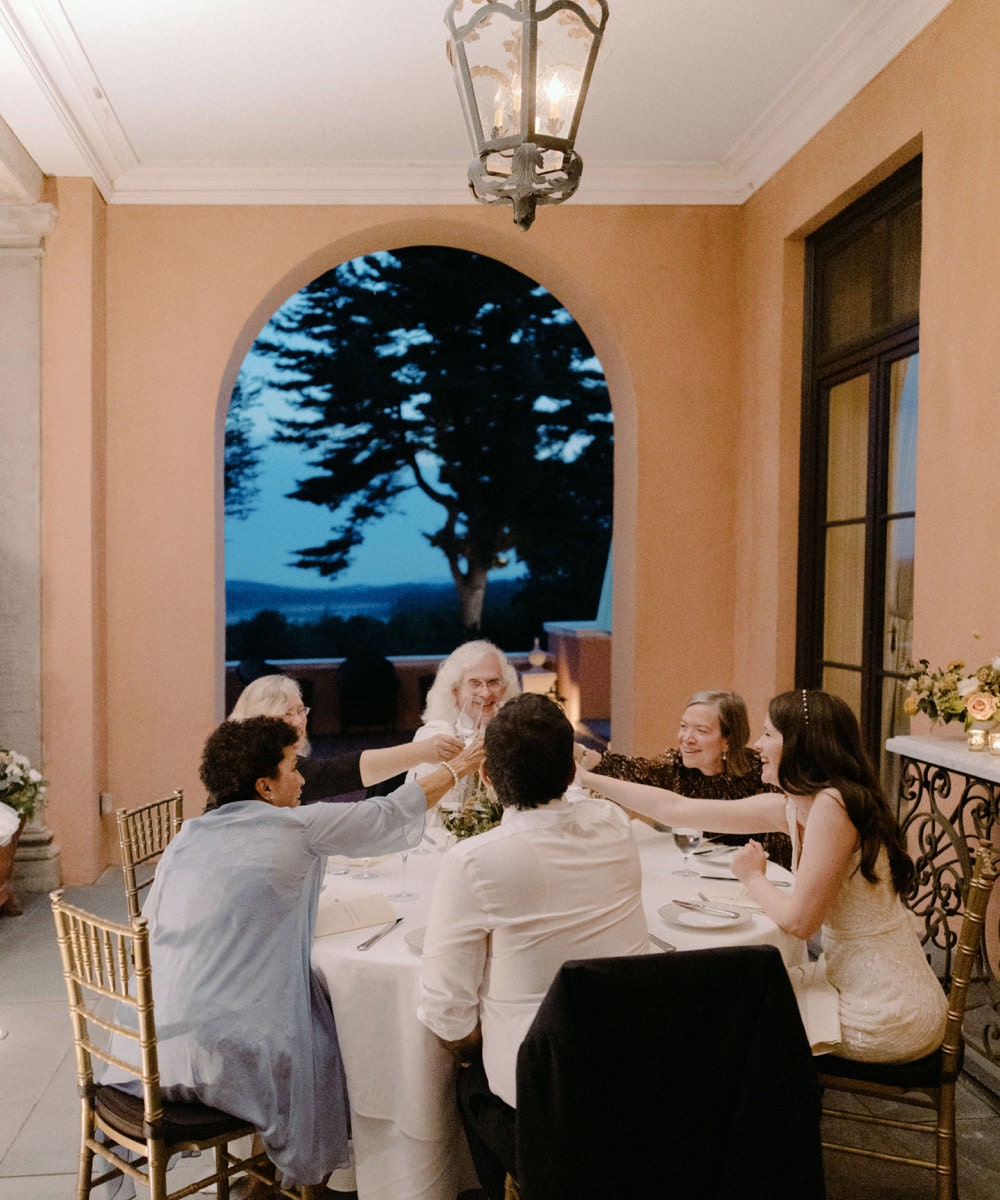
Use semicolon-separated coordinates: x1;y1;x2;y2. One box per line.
442;761;460;787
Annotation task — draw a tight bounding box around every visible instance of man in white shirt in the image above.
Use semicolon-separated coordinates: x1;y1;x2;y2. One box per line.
417;694;648;1199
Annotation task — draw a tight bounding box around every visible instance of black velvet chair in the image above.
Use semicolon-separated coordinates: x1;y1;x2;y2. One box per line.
514;944;825;1200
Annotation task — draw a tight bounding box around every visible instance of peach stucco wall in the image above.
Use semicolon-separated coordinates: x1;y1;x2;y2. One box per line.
42;200;741;880
39;0;1000;882
732;0;1000;725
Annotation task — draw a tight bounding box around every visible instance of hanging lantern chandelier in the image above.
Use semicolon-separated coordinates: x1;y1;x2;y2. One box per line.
444;1;609;230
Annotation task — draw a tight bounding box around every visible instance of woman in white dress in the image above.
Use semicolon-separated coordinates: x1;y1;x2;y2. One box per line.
579;689;947;1063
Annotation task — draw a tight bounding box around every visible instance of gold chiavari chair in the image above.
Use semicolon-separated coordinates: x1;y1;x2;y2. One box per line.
816;842;1000;1200
116;790;184;920
49;890;275;1200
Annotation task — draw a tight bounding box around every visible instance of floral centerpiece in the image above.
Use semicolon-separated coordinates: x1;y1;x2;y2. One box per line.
903;657;1000;729
0;748;48;823
439;772;503;840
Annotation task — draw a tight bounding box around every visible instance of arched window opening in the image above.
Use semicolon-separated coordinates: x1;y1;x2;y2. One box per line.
224;245;613;664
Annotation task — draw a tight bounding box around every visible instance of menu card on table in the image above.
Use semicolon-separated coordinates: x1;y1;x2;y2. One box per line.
315;877;397;937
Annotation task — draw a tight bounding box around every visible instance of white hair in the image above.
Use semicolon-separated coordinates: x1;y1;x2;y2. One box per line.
421;640;520;726
229;674;310;755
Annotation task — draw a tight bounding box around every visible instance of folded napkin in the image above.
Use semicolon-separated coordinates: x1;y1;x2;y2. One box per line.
698;880;764;912
787;955;842;1055
315;878;397;938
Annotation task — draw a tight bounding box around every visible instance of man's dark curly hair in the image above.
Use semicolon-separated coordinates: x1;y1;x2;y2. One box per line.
199;716;297;807
483;693;575;810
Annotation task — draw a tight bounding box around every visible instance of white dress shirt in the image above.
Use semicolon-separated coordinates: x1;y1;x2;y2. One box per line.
417;795;648;1107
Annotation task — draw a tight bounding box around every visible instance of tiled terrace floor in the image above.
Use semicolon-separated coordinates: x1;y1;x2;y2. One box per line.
3;738;999;1199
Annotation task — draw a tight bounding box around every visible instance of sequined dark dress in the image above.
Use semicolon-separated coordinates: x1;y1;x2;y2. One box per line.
593;746;792;868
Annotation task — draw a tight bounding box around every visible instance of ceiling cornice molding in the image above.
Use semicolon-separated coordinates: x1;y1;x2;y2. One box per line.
5;0;952;208
726;0;953;191
0;0;136;199
105;159;752;207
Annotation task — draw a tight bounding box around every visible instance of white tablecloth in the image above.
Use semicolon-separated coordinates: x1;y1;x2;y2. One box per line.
311;820;800;1200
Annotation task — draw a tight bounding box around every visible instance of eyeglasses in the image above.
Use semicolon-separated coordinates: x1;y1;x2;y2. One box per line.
284;706;310;719
465;678;505;692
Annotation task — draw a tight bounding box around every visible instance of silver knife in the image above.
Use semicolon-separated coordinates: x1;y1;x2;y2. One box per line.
699;874;791;887
673;898;743;920
648;933;676;952
357;917;404;950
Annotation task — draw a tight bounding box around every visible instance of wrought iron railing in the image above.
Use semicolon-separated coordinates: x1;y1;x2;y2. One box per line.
886;735;1000;1075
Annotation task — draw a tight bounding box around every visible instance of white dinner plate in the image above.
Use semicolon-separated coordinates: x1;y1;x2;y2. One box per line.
404;927;426;954
658;901;753;931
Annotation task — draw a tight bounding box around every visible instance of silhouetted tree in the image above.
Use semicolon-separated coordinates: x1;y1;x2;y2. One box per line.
255;247;612;631
224;374;262;519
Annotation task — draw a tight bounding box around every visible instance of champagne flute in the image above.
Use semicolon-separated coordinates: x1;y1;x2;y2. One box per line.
672;828;703;876
388;850;418;901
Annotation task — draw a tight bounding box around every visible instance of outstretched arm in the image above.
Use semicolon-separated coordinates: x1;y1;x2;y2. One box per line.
413;738;485;809
732;789;857;940
577;768;787;833
359;732;464;786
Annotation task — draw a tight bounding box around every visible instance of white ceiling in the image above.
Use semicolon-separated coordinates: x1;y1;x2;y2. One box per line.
0;0;951;208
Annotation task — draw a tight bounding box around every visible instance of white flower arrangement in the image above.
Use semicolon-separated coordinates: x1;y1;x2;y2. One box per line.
903;656;1000;729
0;749;48;822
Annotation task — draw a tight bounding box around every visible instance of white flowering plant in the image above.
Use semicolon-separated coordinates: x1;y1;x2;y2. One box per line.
439;773;504;840
0;749;48;822
903;657;1000;729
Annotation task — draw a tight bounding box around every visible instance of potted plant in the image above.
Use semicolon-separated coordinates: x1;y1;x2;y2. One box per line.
0;749;47;916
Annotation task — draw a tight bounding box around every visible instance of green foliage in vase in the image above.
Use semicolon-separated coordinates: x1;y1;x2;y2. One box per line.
439;773;504;840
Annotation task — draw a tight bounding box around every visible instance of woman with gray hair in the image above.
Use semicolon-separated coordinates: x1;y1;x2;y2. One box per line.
230;673;462;807
576;689;791;866
408;640;520;802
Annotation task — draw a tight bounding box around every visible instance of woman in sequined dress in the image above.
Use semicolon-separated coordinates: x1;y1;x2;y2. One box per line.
579;689;946;1062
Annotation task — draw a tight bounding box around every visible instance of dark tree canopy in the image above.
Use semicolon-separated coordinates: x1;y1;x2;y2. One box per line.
253;246;612;630
223;375;262;520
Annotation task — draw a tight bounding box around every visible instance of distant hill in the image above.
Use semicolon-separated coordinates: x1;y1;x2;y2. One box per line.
226;578;458;624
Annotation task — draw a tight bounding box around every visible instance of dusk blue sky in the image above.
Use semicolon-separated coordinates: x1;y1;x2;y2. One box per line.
224;375;529;590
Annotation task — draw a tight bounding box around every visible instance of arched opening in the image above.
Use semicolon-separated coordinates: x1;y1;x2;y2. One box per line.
221;240;615;732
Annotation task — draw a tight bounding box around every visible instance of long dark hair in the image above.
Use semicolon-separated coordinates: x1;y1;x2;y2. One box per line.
769;690;915;894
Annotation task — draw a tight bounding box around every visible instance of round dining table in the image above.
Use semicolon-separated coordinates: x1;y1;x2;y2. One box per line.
310;816;802;1200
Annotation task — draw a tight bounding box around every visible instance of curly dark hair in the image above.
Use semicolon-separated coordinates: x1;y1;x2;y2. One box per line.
483;693;575;810
199;716;298;807
769;690;915;895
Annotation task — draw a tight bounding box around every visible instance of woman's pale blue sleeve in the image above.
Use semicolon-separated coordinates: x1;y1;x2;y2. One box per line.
299;779;426;858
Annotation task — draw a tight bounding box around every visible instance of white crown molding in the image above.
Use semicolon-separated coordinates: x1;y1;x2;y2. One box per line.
105;158;753;206
3;0;952;207
0;0;137;200
727;0;954;190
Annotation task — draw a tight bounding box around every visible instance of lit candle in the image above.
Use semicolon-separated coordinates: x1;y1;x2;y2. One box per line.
493;86;505;133
546;72;565;122
967;727;988;752
989;728;1000;756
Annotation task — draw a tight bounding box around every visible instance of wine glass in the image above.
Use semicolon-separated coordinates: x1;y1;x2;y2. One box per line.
327;855;350;875
672;828;703;876
354;856;378;879
454;697;484;744
388;850;418;901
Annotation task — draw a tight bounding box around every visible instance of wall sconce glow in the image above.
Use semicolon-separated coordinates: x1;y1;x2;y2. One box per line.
444;0;609;230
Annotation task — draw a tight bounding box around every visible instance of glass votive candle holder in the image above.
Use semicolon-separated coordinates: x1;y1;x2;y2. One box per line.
989;728;1000;756
966;727;988;752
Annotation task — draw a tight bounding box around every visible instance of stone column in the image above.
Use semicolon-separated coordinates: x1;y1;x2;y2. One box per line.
0;201;62;892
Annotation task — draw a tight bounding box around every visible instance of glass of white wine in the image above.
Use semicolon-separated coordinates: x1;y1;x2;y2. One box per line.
672;828;703;876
